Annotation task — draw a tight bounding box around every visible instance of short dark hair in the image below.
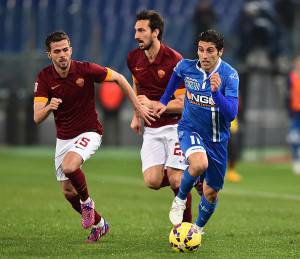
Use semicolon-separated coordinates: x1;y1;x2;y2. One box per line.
45;31;71;52
197;29;224;51
136;10;164;41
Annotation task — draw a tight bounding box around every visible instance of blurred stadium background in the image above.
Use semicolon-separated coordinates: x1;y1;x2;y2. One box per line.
0;0;300;159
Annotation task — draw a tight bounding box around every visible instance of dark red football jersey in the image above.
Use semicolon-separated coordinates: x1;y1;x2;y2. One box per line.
34;60;112;139
127;44;185;128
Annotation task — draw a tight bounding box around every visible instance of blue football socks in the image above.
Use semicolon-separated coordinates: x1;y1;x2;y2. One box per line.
195;194;218;227
177;168;197;200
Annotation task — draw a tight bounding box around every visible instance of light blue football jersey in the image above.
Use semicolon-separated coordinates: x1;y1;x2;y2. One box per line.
175;58;239;142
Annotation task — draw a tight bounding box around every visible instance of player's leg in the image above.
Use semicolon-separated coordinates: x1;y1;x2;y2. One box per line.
67;132;109;242
61;152;89;201
288;116;300;175
167;167;192;223
226;131;242;182
61;150;98;230
59;175;108;242
141;127;169;189
169;130;208;225
57;132;106;231
143;165;166;189
291;143;300;175
195;182;218;233
60;179;81;214
165;126;193;223
193;174;205;196
195;141;227;232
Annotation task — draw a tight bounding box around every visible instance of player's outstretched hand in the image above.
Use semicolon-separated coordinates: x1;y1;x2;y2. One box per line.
210;72;221;92
48;98;62;111
137;95;153;110
135;102;155;126
152;101;167;118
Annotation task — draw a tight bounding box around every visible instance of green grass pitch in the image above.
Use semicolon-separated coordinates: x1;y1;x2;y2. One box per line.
0;147;300;258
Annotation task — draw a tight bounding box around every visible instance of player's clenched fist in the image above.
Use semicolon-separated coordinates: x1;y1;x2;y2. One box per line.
48;98;62;110
210;73;221;92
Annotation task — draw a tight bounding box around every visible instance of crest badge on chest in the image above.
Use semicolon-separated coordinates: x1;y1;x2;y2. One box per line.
76;77;84;87
157;69;165;79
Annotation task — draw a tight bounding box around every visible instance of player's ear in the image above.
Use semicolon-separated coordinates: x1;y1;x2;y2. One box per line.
153;28;159;39
218;48;224;57
70;47;73;56
47;51;51;60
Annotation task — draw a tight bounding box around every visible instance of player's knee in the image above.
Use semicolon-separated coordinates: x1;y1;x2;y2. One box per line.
189;161;208;176
143;175;161;190
61;162;78;175
144;179;161;190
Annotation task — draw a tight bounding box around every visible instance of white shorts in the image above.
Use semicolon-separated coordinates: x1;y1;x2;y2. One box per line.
55;132;102;181
141;124;187;172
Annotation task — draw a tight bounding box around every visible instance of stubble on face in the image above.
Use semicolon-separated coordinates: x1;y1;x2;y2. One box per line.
198;41;221;73
135;20;154;50
49;40;72;71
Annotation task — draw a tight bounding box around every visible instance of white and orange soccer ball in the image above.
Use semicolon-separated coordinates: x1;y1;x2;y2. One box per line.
169;222;202;252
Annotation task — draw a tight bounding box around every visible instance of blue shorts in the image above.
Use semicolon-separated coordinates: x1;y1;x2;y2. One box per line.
178;127;228;191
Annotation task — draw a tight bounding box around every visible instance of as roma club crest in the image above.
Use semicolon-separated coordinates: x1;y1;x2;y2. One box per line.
157;69;165;79
76;77;84;87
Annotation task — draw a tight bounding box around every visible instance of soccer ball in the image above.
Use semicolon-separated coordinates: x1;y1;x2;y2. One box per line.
169;222;201;252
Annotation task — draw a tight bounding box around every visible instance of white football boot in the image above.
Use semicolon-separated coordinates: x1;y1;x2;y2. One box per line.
169;196;186;225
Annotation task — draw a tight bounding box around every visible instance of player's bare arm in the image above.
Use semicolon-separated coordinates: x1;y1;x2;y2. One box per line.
137;93;184;114
130;81;143;134
33;97;62;124
164;94;184;114
108;69;155;125
210;72;221;92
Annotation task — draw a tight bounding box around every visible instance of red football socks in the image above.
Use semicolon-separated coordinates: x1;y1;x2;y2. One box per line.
66;168;89;202
66;194;81;214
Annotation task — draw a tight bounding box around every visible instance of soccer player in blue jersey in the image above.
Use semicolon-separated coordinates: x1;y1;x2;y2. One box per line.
153;29;239;234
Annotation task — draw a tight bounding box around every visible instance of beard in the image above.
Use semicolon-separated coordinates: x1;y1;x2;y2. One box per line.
55;59;70;70
138;39;153;50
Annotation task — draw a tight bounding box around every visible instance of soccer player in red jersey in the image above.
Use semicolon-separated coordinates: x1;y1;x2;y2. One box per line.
33;31;153;243
127;10;192;222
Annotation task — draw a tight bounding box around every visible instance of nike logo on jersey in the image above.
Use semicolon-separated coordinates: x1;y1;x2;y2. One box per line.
51;84;60;90
135;67;145;71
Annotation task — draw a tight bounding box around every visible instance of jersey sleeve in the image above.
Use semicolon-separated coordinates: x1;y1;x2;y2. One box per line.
173;60;184;78
87;63;111;83
127;52;134;72
173;56;185;97
34;73;49;103
225;70;239;97
160;72;184;105
127;53;138;83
